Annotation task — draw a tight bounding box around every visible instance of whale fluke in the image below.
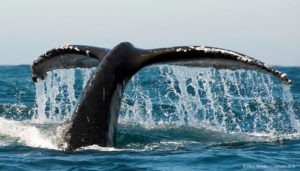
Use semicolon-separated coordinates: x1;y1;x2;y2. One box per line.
138;46;292;84
32;42;292;151
31;44;110;82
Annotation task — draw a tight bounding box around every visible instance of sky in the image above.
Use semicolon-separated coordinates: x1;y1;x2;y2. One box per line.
0;0;299;66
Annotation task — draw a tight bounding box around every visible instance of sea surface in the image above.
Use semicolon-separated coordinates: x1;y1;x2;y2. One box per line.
0;65;299;171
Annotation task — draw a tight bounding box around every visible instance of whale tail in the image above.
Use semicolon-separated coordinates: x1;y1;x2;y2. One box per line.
31;44;110;82
32;42;292;151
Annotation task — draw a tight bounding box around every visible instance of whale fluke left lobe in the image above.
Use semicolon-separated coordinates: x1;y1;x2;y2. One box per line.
31;44;110;82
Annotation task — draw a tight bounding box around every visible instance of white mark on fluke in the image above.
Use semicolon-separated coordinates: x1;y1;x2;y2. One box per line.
86;50;90;56
74;47;80;52
281;74;287;78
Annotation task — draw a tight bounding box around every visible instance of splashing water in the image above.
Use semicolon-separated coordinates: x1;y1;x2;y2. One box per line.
30;65;299;144
32;69;77;122
0;65;299;152
0;118;58;149
121;66;299;140
0;68;97;150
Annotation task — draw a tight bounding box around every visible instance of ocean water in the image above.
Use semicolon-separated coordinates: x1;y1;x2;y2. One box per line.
0;65;299;170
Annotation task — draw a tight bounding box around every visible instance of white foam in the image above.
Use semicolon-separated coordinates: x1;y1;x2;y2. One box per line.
76;145;121;151
0;118;57;149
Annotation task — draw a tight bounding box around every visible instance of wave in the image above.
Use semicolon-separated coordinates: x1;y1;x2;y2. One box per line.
0;118;58;149
0;117;298;152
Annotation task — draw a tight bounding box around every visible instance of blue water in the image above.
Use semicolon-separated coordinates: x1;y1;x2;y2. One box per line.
0;65;299;170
